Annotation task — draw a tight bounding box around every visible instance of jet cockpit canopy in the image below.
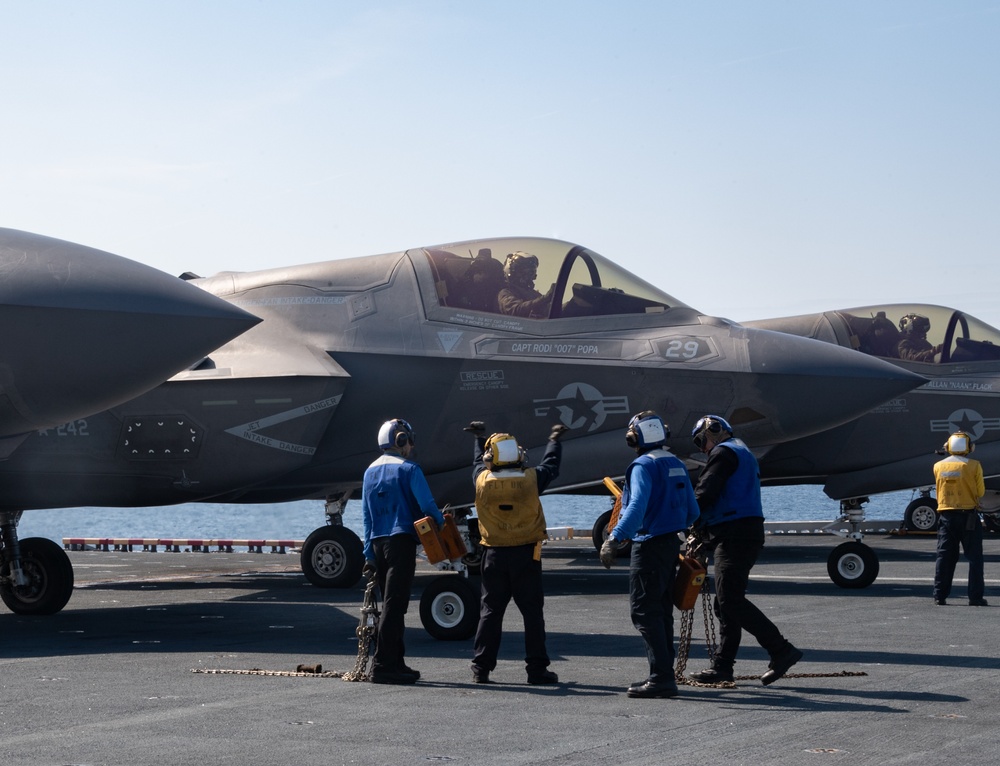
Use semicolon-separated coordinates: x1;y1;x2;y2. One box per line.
416;237;690;320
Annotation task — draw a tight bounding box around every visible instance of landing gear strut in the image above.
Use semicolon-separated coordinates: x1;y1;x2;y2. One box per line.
0;511;75;614
825;497;880;589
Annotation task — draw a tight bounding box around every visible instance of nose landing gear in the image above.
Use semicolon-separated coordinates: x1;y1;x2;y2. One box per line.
825;498;880;589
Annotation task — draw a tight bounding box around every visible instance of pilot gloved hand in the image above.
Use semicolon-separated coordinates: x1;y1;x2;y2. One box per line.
599;537;620;569
463;421;486;435
362;560;377;578
549;424;570;442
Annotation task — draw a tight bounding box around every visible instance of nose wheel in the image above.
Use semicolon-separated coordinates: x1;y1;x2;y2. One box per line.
823;497;880;588
419;574;479;640
827;541;880;589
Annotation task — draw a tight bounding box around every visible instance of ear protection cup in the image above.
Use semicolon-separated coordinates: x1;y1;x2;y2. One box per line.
625;426;640;448
378;418;414;450
692;414;732;449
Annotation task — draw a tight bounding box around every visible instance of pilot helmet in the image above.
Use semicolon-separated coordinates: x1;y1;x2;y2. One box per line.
899;313;931;336
944;431;974;456
503;251;539;283
483;432;527;470
378;418;415;451
691;414;733;451
625;411;669;450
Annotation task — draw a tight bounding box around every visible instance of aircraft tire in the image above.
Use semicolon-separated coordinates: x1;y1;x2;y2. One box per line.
419;574;479;641
300;526;363;589
0;537;75;615
591;509;631;557
827;542;879;589
903;497;939;532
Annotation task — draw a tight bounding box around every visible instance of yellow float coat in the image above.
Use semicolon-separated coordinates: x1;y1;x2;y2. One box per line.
475;468;548;547
933;455;985;511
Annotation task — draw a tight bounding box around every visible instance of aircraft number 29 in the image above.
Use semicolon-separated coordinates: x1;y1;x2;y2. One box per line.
664;339;702;359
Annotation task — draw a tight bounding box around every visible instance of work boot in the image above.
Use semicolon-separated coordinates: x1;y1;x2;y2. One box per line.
626;681;679;699
969;598;988;606
934;598;947;606
761;645;803;686
688;666;734;684
370;669;418;685
526;669;559;685
471;668;494;684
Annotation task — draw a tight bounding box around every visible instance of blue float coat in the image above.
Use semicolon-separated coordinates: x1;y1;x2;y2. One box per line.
361;452;444;561
611;448;699;542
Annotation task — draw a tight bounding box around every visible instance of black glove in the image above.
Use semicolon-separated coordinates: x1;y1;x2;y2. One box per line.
549;424;570;442
362;560;376;578
464;421;486;435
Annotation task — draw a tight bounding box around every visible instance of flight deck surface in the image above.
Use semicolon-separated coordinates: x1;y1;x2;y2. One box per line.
2;534;997;766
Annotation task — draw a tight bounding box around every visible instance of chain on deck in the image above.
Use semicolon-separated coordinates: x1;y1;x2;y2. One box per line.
193;559;867;686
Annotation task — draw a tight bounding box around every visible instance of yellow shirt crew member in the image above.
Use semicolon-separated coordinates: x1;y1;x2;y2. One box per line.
932;432;987;606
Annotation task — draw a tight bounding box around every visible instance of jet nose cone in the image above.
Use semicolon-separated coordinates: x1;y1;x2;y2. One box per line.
741;327;927;442
0;228;261;437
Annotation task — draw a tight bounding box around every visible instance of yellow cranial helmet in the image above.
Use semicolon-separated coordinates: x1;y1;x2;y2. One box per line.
945;431;974;456
483;432;527;469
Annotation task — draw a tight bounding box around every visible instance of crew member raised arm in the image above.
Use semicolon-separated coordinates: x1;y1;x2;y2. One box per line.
466;421;566;685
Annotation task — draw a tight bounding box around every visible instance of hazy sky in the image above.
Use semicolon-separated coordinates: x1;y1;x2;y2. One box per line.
3;1;998;326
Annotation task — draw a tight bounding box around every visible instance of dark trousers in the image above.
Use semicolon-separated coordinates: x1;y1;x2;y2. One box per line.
709;517;787;667
629;533;680;685
934;511;985;602
372;533;417;672
472;544;550;675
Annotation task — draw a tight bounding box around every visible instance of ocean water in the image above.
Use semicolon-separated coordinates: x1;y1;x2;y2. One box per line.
17;485;920;546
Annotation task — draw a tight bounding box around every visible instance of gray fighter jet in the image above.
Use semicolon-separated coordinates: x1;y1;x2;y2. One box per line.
0;234;924;626
745;304;1000;587
0;228;260;617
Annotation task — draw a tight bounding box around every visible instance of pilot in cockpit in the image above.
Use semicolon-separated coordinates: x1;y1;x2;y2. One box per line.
497;252;555;319
897;313;942;362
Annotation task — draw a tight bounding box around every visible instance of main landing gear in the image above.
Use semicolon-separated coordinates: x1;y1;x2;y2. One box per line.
825;498;880;589
300;494;365;589
0;510;75;615
902;490;939;532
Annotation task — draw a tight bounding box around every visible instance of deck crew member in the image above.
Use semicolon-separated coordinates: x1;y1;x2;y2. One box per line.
361;418;445;685
600;411;699;698
687;415;803;686
933;431;987;606
467;421;566;685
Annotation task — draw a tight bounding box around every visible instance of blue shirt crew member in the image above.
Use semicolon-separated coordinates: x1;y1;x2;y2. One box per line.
361;418;445;686
600;410;699;699
687;415;802;687
466;421;565;686
933;432;987;606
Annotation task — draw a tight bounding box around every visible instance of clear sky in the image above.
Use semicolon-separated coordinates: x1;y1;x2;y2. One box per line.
3;1;998;326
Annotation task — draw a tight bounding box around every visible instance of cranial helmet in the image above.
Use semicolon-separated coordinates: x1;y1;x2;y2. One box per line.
899;313;931;336
625;411;669;450
503;251;539;282
691;414;733;450
945;431;974;456
378;418;414;451
483;432;527;469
